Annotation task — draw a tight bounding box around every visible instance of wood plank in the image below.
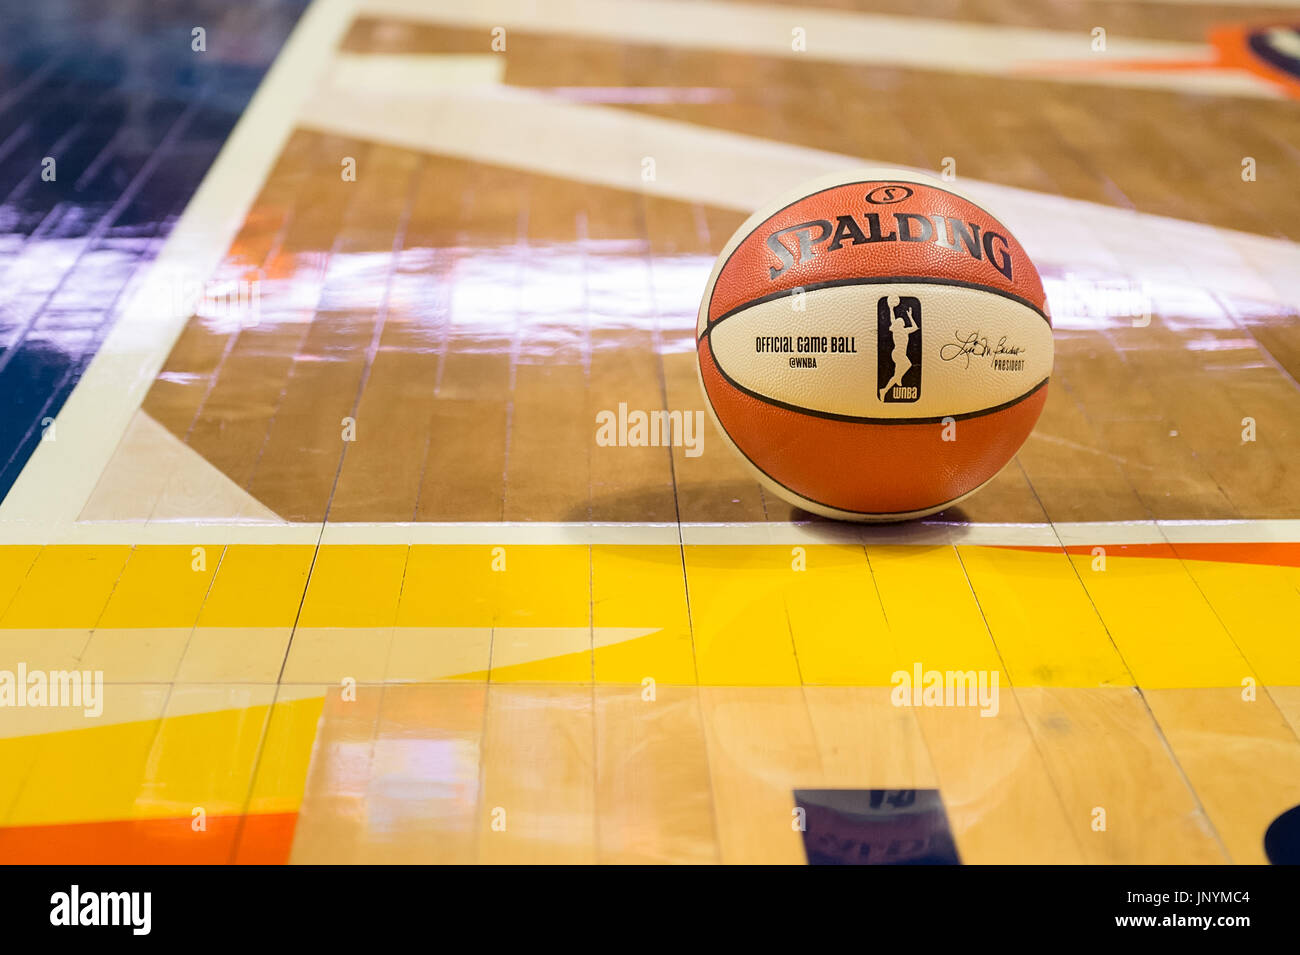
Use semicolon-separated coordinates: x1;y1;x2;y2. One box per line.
477;685;596;864
1146;687;1300;864
594;685;717;863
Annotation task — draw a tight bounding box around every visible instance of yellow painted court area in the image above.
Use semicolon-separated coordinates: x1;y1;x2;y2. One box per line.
0;543;1293;689
0;691;323;828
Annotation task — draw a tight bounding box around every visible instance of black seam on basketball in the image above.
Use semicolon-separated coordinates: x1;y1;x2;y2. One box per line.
702;332;1049;425
698;275;1048;342
703;337;997;517
705;177;1048;329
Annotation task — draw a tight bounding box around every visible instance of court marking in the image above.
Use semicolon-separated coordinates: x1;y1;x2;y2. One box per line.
3;542;1294;690
297;80;1300;307
331;52;505;91
363;0;1282;96
3;518;1300;546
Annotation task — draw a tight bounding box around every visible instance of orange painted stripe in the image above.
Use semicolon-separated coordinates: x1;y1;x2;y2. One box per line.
997;542;1300;569
233;812;301;865
1012;57;1218;75
1015;24;1300;101
0;812;298;865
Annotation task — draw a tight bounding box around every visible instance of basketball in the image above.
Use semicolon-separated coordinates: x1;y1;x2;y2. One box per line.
696;168;1054;521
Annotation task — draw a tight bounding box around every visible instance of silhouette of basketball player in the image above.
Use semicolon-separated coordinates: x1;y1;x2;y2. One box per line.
878;296;918;400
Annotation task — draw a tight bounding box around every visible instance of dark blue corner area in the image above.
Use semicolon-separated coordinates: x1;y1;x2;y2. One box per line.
0;0;309;504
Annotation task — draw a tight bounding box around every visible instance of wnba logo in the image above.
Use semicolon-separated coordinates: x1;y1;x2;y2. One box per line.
877;295;922;402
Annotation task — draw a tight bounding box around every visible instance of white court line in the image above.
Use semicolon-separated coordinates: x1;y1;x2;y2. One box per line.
7;519;1299;546
0;521;325;546
298;81;1300;309
366;0;1204;64
319;521;682;545
363;0;1282;98
331;52;505;91
1158;519;1300;544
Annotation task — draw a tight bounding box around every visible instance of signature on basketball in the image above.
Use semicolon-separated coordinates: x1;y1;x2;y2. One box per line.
939;331;1025;368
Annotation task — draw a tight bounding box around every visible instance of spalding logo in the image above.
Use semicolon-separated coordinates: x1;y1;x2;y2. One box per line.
865;185;914;205
765;210;1013;282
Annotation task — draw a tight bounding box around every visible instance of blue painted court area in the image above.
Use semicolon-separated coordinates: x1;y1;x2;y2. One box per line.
0;0;307;503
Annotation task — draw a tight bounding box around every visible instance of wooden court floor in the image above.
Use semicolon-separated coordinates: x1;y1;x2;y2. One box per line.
1;0;1300;864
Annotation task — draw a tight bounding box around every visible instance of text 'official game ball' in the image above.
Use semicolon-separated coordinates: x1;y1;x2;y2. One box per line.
696;168;1054;521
